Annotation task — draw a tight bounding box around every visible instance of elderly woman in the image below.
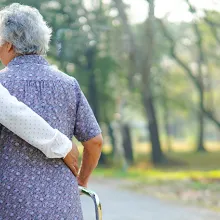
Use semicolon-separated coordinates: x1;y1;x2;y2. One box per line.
0;3;103;220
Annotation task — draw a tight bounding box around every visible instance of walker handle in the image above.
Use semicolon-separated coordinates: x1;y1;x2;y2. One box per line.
79;186;102;220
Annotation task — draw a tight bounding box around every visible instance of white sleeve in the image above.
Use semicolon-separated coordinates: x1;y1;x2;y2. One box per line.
0;83;72;158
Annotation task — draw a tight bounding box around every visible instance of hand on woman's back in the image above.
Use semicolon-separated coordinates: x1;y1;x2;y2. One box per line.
63;142;79;177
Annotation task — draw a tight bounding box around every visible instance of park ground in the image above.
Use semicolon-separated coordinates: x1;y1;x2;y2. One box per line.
81;176;220;220
90;141;220;211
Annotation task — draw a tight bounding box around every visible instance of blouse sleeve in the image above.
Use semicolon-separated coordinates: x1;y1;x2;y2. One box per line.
0;83;72;158
73;79;101;142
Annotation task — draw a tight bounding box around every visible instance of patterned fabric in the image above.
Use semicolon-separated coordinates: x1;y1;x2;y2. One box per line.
0;55;101;220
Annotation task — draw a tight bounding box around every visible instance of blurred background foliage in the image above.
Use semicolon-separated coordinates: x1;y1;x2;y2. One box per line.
1;0;220;170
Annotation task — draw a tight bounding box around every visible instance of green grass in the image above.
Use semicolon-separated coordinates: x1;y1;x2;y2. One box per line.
95;151;220;180
94;151;220;209
135;151;220;169
93;151;220;193
94;167;220;183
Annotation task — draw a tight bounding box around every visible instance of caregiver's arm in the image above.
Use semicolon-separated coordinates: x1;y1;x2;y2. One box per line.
0;83;72;158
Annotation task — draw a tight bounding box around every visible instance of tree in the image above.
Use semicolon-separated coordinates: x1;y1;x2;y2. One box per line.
159;2;220;152
113;0;165;164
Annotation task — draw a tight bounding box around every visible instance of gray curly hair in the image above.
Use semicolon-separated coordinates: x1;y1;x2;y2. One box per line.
0;3;52;55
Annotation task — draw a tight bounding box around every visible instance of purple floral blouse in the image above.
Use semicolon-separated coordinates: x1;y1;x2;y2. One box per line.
0;55;101;220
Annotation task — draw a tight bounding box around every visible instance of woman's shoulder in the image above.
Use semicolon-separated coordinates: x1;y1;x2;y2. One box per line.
49;67;79;86
0;67;13;81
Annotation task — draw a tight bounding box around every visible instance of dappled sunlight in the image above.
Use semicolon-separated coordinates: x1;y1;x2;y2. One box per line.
1;0;220;218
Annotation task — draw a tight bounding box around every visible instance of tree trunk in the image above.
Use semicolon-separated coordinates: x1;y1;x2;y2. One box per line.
143;91;164;164
114;0;165;164
98;153;107;166
86;47;100;122
122;123;134;165
141;0;165;164
86;46;108;165
108;123;116;156
112;119;128;171
197;89;206;151
162;94;172;152
186;0;206;152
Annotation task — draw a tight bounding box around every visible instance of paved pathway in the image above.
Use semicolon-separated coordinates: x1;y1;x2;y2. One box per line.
81;178;220;220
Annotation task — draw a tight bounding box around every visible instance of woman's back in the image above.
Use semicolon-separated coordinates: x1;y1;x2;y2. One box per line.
0;55;99;219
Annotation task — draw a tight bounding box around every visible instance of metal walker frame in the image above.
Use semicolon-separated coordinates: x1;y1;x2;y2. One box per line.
79;186;102;220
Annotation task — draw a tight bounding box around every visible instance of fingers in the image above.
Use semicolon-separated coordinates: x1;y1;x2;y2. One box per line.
70;165;78;177
63;156;79;176
63;143;80;177
73;162;79;175
67;160;79;177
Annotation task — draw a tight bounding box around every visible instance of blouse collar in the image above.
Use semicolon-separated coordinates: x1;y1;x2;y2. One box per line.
7;55;49;67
